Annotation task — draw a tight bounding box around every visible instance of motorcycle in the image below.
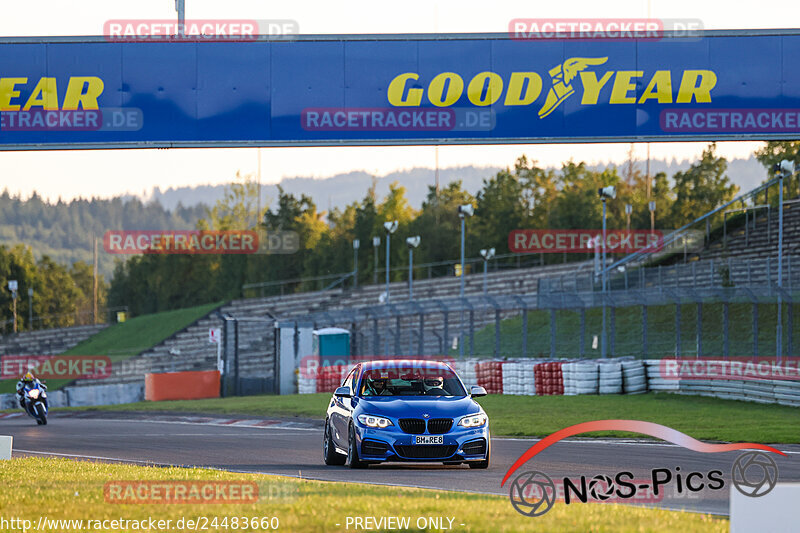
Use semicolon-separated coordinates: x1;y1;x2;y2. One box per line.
21;383;48;425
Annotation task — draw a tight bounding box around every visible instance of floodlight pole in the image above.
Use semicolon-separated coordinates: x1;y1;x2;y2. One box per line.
12;291;17;333
175;0;186;36
459;215;466;358
373;236;380;285
602;198;608;359
28;288;33;331
483;257;488;294
352;239;360;290
777;172;784;361
408;246;414;300
385;232;391;304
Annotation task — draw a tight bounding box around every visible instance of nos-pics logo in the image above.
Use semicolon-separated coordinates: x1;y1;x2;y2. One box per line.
501;420;783;517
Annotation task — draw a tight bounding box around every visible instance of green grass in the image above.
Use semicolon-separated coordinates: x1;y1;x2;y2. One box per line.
0;301;223;394
460;301;800;359
48;392;329;419
476;393;800;442
1;457;727;532
36;391;800;443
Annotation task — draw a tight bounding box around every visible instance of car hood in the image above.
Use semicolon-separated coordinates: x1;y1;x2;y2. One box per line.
356;396;482;419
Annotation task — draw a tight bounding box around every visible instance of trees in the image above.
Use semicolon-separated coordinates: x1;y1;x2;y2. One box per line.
670;144;738;226
755;141;800;196
0;245;106;329
409;181;475;275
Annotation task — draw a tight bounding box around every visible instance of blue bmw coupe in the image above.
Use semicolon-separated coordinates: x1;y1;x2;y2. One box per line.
323;359;490;469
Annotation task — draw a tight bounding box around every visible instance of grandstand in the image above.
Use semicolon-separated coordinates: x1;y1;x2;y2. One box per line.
698;199;800;262
0;324;108;357
68;260;588;389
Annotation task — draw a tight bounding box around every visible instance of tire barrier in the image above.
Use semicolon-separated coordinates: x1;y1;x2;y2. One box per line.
296;358;800;407
565;362;600;395
644;360;680;392
502;362;536;396
535;362;564;396
598;361;623;395
454;360;479;390
622;360;647;394
314;365;350;394
476;361;504;394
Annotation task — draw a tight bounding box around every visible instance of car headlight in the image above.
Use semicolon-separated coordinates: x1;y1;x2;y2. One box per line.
357;414;393;429
458;414;487;428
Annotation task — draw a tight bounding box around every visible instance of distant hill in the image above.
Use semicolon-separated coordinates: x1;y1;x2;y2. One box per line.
0;194;206;278
138;155;768;213
136;165;503;213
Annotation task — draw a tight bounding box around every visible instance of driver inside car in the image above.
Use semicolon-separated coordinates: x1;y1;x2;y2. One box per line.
424;376;446;395
364;377;392;396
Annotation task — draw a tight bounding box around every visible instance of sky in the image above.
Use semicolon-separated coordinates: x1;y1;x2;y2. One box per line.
0;0;795;202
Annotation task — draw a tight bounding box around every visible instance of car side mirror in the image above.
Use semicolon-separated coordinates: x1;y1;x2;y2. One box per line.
470;385;487;398
334;386;352;398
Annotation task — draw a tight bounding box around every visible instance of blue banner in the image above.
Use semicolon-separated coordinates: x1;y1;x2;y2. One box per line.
0;32;799;149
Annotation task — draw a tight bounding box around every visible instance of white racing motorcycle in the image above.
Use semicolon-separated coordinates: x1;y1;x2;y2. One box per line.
21;382;48;425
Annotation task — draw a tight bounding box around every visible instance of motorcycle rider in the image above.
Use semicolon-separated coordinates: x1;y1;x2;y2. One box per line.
16;371;48;411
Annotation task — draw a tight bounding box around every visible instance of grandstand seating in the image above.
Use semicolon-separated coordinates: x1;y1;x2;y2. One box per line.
699;200;800;262
0;324;108;357
70;260;589;388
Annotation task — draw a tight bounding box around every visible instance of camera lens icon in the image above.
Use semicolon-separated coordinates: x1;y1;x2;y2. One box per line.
732;451;779;498
508;471;556;517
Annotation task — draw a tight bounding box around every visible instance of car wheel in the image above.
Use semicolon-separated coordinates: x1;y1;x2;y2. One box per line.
469;434;490;469
347;424;367;469
323;419;346;466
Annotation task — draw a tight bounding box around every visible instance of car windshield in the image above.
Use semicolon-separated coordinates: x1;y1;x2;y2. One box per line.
360;366;466;397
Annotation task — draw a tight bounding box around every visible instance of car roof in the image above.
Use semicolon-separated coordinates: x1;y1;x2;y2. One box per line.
360;359;453;371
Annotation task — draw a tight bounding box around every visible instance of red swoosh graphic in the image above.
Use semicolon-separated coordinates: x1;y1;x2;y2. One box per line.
501;419;785;487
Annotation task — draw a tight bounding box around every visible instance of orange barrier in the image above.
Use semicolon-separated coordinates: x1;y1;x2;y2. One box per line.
145;370;220;401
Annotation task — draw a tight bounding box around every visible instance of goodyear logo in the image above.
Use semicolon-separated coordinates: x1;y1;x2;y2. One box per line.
387;57;717;117
0;77;104;110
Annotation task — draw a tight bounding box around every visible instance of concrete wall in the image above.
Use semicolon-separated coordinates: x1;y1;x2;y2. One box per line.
1;381;144;410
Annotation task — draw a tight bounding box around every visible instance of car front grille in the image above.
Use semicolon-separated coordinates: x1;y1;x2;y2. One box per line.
462;438;487;455
399;418;426;434
426;418;453;434
361;439;390;456
394;445;458;459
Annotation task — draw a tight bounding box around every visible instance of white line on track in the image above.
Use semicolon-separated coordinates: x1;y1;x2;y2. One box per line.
58;417;319;432
15;449;162;464
496;437;800;454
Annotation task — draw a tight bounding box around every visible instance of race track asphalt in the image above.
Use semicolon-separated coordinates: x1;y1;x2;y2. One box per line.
4;411;799;517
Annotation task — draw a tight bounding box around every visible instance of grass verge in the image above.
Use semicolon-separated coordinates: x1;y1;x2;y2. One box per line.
32;391;800;443
0;301;223;394
1;457;727;533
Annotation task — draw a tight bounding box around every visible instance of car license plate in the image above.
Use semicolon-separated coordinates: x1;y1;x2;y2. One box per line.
415;435;444;445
